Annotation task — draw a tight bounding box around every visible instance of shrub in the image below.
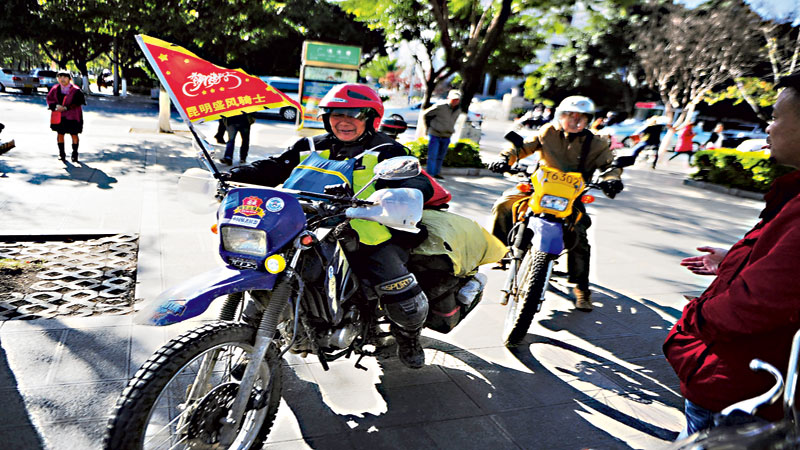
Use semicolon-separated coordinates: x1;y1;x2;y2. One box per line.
404;138;485;168
691;148;793;193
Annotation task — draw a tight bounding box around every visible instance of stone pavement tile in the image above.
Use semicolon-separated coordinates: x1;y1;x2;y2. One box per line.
36;418;106;450
492;402;634;450
440;345;602;413
47;326;130;384
18;380;124;425
0;329;64;388
421;415;520;449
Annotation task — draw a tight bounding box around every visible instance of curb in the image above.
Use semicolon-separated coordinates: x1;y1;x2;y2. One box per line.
682;178;765;201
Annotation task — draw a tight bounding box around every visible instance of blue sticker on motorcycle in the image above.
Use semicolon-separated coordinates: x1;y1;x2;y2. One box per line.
265;197;284;212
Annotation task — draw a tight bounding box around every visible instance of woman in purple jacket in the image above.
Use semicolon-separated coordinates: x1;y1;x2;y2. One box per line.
46;71;86;162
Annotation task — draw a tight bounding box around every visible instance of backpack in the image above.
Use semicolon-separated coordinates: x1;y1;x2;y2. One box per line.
421;169;451;207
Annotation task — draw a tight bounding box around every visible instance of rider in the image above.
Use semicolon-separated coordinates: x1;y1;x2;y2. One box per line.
487;95;623;312
225;83;434;369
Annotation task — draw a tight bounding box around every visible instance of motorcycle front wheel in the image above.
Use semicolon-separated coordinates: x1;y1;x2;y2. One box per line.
104;321;283;450
502;249;554;346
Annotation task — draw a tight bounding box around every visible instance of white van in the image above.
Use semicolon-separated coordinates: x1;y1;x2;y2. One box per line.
256;76;300;121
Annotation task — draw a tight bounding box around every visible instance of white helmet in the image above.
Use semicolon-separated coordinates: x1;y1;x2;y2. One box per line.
555;95;595;119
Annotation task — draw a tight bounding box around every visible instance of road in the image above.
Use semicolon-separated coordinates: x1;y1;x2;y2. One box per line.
0;91;766;449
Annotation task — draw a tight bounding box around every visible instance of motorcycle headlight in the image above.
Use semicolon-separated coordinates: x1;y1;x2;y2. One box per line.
540;195;569;211
221;226;267;257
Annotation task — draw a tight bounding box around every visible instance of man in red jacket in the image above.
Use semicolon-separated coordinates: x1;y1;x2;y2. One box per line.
665;72;800;438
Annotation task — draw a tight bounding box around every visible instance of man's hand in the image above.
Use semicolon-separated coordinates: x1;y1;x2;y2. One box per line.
680;246;728;276
489;158;511;174
598;179;623;198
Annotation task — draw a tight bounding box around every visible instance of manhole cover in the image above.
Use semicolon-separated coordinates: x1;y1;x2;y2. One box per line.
0;234;139;320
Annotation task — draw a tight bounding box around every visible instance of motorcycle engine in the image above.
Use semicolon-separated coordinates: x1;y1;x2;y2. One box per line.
318;309;361;349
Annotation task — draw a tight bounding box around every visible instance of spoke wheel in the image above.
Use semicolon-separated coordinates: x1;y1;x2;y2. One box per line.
104;321;282;450
502;250;553;346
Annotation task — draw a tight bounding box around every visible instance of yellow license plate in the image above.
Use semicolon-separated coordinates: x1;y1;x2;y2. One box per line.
545;171;582;186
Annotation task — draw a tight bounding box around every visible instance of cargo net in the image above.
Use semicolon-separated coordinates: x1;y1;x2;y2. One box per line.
0;234;138;320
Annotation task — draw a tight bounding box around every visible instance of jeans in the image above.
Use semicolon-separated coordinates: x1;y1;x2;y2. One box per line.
224;122;251;161
677;399;716;440
426;135;451;176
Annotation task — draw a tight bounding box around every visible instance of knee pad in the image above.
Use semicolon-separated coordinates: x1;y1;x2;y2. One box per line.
376;274;429;330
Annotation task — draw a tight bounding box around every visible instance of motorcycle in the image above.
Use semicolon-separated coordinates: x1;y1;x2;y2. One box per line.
669;329;800;449
103;154;495;449
499;131;635;346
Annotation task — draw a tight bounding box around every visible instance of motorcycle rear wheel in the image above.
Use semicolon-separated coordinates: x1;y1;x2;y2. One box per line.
104;321;283;449
502;250;553;346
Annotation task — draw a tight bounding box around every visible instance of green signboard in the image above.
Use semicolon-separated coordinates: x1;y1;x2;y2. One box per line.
304;42;361;67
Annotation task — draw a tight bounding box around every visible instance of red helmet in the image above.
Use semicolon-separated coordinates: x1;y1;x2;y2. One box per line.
318;83;384;133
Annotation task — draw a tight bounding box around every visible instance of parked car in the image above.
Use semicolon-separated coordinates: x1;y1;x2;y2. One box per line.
384;101;483;128
720;122;768;148
254;76;300;121
31;69;58;92
0;68;39;94
735;138;769;153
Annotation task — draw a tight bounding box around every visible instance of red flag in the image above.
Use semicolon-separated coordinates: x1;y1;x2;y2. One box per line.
136;35;302;125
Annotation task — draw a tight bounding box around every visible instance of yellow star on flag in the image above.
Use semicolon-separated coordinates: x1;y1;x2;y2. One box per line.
158;54;168;62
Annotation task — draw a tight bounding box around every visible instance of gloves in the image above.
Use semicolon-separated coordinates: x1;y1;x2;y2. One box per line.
489;158;511;174
599;179;624;199
324;182;354;198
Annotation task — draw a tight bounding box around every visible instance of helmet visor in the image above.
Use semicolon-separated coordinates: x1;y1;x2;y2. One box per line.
323;107;371;121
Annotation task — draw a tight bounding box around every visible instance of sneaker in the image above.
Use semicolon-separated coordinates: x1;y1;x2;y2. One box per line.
392;328;425;369
433;174;445;180
574;287;593;312
219;157;233;165
239;158;247;164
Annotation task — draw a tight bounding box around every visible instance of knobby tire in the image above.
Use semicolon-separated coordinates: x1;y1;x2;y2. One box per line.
103;321;283;449
503;250;552;346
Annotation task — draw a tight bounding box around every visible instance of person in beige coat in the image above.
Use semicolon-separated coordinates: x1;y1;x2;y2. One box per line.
488;96;623;311
421;90;461;179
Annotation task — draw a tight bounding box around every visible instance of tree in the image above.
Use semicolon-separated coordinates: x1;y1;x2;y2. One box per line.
523;1;646;113
630;0;763;126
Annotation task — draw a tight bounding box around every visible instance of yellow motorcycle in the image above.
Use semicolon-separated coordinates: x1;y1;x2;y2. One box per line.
500;132;634;345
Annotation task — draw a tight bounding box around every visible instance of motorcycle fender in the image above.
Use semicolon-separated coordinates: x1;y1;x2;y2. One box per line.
134;266;278;326
528;217;564;255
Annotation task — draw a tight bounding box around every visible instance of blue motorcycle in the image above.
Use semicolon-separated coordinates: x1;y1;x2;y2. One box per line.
104;156;489;449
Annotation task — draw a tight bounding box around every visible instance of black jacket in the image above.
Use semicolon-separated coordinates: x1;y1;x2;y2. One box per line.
228;130;434;202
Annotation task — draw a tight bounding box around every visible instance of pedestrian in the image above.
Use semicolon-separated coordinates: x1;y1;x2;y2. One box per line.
218;112;254;165
46;71;86;163
703;122;725;149
538;107;553;126
487;95;624;312
664;72;800;438
669;121;696;162
214;119;226;144
421;90;461;179
223;84;435;369
629;115;667;169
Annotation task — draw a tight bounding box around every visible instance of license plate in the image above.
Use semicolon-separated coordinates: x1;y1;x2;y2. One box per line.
546;171;581;186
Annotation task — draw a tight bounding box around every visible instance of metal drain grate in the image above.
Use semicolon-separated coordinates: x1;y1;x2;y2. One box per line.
0;234;138;320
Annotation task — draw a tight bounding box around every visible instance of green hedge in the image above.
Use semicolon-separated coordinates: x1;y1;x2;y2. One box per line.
690;148;793;193
404;137;485;169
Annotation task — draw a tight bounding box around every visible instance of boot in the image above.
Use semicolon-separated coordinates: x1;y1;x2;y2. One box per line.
574;287;593;312
392;327;425;369
71;143;79;163
58;142;66;160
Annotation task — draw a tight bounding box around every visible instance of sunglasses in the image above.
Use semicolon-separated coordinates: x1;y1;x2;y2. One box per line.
326;108;371;121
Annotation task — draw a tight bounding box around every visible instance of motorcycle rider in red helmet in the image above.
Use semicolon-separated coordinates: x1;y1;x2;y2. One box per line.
226;83;434;368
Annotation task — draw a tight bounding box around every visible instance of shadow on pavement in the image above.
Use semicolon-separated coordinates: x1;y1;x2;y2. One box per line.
0;337;46;447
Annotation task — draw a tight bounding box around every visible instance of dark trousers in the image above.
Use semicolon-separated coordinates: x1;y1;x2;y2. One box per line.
491;188;591;289
224;122;251;161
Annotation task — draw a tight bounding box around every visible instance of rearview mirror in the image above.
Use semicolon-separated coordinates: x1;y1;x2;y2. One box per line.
504;131;525;149
612;155;637;169
373;156;421;180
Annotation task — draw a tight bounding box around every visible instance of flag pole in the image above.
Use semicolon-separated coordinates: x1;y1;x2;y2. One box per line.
135;35;225;181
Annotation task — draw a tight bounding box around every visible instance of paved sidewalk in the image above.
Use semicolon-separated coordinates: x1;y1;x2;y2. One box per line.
0;94;766;449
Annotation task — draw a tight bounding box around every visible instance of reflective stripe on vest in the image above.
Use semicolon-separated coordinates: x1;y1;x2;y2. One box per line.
297;147;393;246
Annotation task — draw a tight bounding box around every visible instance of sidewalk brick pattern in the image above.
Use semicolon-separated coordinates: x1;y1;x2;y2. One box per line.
0;234;138;319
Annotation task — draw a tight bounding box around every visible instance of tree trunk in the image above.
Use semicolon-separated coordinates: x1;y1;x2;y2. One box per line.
158;84;173;133
734;78;769;122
